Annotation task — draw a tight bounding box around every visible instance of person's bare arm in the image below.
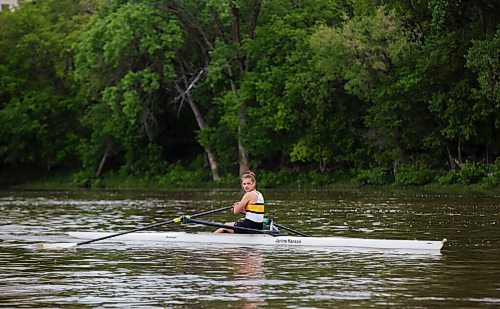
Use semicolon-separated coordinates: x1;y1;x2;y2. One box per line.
233;192;253;214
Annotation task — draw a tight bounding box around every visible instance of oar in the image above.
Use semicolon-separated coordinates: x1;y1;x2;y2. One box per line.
37;205;233;250
185;217;280;235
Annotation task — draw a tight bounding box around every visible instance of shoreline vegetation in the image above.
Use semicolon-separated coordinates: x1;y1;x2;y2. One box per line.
1;165;498;196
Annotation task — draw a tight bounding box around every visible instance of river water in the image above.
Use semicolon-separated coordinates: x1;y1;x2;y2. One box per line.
0;189;499;308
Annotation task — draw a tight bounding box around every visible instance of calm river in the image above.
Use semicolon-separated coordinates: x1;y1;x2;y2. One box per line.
0;189;499;308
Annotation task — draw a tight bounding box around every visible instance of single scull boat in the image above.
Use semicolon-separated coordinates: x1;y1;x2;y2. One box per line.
66;231;447;251
36;207;447;251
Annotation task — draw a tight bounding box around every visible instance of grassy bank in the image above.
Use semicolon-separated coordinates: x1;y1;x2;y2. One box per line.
2;167;499;196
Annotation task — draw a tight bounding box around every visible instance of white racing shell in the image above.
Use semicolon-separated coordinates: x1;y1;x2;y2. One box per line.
67;231;446;251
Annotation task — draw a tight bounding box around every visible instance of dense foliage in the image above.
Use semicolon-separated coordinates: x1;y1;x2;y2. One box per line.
0;0;498;187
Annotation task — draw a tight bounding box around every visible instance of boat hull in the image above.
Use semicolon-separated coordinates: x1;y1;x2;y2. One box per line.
68;232;445;251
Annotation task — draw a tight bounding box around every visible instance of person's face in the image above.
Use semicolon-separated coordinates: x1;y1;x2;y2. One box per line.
241;177;255;192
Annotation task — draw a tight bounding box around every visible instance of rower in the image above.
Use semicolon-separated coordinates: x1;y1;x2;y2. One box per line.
214;170;265;234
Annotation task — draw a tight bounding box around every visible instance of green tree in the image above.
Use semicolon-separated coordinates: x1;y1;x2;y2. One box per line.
310;8;419;172
466;28;500;163
0;0;90;170
309;2;500;174
466;28;500;107
74;1;183;177
244;0;359;172
406;0;500;169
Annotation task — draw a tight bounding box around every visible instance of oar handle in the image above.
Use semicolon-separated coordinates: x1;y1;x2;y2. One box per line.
76;205;233;246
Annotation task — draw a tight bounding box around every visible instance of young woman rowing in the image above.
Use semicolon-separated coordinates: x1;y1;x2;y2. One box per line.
214;170;265;233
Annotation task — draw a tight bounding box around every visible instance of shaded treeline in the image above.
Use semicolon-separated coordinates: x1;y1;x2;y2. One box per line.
0;0;499;186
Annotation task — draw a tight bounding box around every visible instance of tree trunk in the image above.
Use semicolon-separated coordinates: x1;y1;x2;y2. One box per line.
475;2;486;38
231;6;245;72
230;78;250;176
319;157;326;173
185;94;221;181
229;4;257;176
457;138;462;166
95;141;111;178
176;2;259;177
393;157;400;175
205;149;221;181
238;131;250;176
446;144;457;170
485;142;490;164
174;74;221;182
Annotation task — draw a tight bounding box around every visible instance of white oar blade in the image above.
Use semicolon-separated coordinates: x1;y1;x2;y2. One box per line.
36;243;78;250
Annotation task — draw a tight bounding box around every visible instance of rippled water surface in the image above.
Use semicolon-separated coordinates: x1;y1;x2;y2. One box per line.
1;189;499;308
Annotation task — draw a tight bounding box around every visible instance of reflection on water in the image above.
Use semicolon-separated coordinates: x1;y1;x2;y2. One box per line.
0;189;499;307
223;249;266;308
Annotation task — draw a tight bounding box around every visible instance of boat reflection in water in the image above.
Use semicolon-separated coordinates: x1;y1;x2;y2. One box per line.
225;249;266;309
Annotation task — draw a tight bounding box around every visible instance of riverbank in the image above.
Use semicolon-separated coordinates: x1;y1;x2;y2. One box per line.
1;168;498;197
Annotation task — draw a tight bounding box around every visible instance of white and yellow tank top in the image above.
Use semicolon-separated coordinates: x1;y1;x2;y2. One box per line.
245;190;265;223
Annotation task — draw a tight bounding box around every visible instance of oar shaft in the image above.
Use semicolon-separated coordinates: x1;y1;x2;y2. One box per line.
76;205;233;246
190;205;233;219
272;222;308;237
76;219;174;245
